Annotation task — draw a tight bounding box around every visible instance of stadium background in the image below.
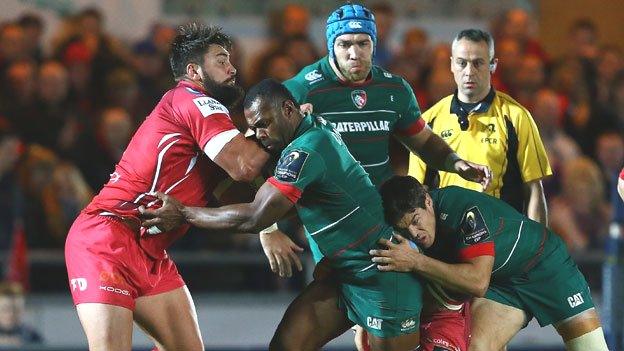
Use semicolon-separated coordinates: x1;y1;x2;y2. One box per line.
0;0;623;350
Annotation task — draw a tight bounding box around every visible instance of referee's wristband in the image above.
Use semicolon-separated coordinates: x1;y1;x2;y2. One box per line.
259;223;278;235
443;153;462;172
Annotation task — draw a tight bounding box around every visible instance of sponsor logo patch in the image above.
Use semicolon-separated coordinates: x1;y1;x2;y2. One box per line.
304;69;323;83
366;316;383;330
567;292;585;308
351;90;367;109
400;318;417;331
349;21;363;29
460;206;490;245
70;278;87;291
193;97;229;117
275;150;309;182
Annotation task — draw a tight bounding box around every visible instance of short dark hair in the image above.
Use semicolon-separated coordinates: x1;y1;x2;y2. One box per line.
380;176;428;225
169;23;232;80
453;28;495;59
244;78;300;112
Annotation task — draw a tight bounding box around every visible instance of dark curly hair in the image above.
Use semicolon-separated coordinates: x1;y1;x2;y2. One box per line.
379;176;428;225
169;23;232;80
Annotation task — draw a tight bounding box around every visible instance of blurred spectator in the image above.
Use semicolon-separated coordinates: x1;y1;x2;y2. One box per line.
76;107;134;190
532;88;580;196
491;37;520;92
0;60;38;134
17;144;92;248
263;53;297;82
0;23;27;74
27;61;82;156
370;2;395;67
549;157;610;251
0;125;24;251
280;35;319;71
268;4;310;40
16;14;44;64
103;67;143;123
493;8;549;62
511;54;546;109
595;132;624;202
0;282;42;347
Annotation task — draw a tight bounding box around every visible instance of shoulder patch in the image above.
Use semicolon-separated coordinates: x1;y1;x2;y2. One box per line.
193;97;229;117
460;206;490;245
275;150;309;182
304;69;324;85
383;72;393;78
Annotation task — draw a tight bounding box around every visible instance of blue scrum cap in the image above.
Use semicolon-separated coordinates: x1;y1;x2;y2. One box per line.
325;3;377;59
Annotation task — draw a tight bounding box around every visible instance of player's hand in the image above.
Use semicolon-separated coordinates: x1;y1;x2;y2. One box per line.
353;325;371;351
300;103;314;114
454;159;491;191
260;230;304;278
139;192;185;232
370;235;421;272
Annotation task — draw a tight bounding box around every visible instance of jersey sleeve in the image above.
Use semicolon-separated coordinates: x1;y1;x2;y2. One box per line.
180;95;240;160
394;78;425;136
267;148;326;203
456;206;495;260
514;110;552;182
407;108;434;182
283;77;308;104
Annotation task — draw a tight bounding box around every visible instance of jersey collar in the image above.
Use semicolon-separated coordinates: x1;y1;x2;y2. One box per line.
293;113;315;140
177;79;207;94
450;87;496;119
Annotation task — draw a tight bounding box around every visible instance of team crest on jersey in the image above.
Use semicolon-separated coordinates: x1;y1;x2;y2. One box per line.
193;97;229;118
460;206;490;245
275;150;309;182
351;90;367;109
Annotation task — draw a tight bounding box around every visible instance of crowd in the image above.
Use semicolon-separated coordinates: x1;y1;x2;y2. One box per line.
0;4;622;259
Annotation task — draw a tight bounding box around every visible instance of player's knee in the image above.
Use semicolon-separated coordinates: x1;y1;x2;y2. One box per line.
564;327;608;351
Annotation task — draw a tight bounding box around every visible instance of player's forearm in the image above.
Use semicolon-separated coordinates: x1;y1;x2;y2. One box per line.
413;255;489;297
413;133;459;173
524;180;548;226
180;203;265;233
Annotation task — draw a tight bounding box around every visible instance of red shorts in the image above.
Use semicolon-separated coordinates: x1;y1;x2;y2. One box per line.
65;211;185;310
420;303;471;351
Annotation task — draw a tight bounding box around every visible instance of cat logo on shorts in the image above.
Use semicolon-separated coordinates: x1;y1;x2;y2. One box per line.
351;90;367;109
366;317;383;330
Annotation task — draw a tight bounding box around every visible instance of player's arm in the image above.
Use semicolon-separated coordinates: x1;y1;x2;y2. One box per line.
140;180;293;234
371;235;494;297
211;134;270;182
524;179;548;225
395;127;491;190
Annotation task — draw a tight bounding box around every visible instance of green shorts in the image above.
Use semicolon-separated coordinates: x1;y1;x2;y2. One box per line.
339;266;424;338
485;233;594;327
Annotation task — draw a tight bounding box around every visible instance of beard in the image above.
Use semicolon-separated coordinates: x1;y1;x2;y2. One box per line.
202;75;244;110
336;58;372;83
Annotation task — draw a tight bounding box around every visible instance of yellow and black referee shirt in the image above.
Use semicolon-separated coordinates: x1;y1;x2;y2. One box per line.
409;88;552;213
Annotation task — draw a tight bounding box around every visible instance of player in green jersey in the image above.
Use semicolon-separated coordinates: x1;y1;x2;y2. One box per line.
139;79;484;350
263;2;491;272
373;175;608;351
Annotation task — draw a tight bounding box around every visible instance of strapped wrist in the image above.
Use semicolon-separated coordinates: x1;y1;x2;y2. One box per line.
259;223;278;235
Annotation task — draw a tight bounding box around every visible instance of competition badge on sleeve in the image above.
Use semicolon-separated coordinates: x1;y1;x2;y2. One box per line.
275;150;309;182
460;206;490;245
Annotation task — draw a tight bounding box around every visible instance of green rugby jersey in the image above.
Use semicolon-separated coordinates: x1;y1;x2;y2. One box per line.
427;186;557;280
284;57;425;186
267;114;394;272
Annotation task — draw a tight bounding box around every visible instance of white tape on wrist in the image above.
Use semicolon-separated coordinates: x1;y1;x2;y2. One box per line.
259;223;278;235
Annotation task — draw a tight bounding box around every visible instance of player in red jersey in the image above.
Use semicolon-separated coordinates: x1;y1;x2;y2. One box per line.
619;168;624;202
64;23;270;350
